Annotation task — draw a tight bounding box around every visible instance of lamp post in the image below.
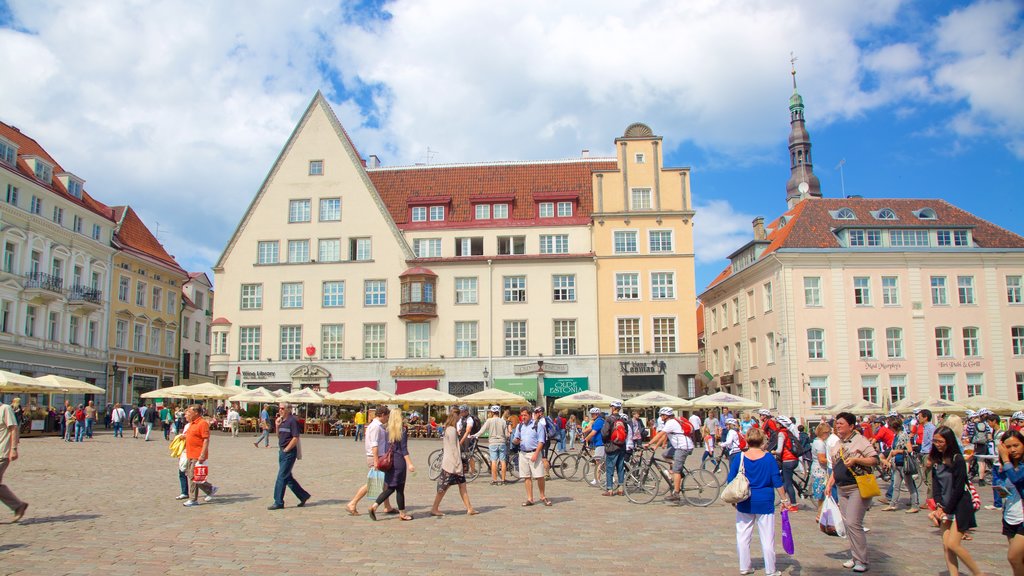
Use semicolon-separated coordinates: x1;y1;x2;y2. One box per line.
109;361;120;404
482;366;489;390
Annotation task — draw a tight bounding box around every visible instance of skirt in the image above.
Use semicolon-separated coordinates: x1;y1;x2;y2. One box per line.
437;470;466;493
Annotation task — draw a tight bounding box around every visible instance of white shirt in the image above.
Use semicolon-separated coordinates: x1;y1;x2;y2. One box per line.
227;410;240;423
689;414;702;431
365;418;385;457
825;433;840;467
662;418;694;451
722;429;741;455
111;407;126;423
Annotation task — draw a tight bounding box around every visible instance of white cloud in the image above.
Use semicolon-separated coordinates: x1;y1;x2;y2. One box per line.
692;200;757;265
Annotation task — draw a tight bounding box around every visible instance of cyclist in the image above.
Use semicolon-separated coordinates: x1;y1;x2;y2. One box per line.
646;407;694;502
473;405;511;485
583;407;605;487
602;401;628;496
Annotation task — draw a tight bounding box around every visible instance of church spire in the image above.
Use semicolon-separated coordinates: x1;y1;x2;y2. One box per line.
785;56;821;208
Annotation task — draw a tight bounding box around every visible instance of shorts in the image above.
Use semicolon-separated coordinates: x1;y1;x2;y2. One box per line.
665;447;691;474
1004;519;1024;538
519;451;546;478
593;446;606;460
489;443;508;462
975;443;990;456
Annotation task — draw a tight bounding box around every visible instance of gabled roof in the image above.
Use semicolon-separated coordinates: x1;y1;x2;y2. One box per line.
703;198;1024;292
112;206;187;275
696;301;705;338
0;121;115;221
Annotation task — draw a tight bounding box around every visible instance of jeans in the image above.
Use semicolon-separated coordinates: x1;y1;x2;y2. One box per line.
890;464;919;508
163;422;172;440
605;448;626;490
567;430;576;451
557;429;566;452
75;421;85;442
113;422;123;437
354;424;365;442
781;459;798;503
85;418;94;438
255;429;270;447
993;465;1005;508
274;449;310;507
178;468;189;496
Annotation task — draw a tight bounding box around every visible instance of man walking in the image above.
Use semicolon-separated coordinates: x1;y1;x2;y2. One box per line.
144;403;157;441
182;405;217;507
1;398;28;522
515;406;550;507
602;401;628;496
110;403;126;438
84;400;97;439
268;403;310;510
346;405;393;515
160;404;172;440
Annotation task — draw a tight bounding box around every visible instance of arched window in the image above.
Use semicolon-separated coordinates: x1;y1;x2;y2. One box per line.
835;208;856;220
916;208;937;220
875;208;897;220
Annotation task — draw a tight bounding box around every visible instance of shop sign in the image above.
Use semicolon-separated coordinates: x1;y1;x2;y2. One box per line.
493;377;537;401
390;365;445;377
514;361;568;375
543;377;588;398
290;364;330;383
242;370;278;380
449;381;485;397
619;360;667;375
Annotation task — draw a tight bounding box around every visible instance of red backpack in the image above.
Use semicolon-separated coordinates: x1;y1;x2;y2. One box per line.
676;417;694;436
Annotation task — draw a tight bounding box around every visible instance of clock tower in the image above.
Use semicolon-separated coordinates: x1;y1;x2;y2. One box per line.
785;64;822;208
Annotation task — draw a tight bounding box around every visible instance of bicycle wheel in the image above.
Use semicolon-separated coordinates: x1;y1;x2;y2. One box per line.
550;452;571;479
625;466;661;504
682;468;722;507
506;452;520;481
427;449;443;480
564;454;584;482
582;458;606;487
465;452;486;482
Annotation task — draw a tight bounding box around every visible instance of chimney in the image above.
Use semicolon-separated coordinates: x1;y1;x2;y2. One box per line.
368;155;381;169
581;149;590;158
752;217;766;240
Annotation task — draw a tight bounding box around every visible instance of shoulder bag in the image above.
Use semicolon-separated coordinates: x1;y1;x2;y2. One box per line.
840;445;881;499
377;441;395;472
722;455;751;504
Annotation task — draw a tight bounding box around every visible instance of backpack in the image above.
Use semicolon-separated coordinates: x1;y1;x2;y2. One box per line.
469;414;482;435
971;422;989;445
607;415;627;446
675;417;694;436
544;416;558;440
783;428;811;458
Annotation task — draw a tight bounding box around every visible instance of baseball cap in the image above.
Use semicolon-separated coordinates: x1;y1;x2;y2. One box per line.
610;400;622;409
489;405;500;413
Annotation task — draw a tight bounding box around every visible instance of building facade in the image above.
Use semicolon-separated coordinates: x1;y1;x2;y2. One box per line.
0;121;116;395
180;272;214;385
211;93;699;403
699;76;1024;421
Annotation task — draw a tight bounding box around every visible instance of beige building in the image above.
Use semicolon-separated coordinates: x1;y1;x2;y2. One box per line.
180;272;213;385
211;93;699;403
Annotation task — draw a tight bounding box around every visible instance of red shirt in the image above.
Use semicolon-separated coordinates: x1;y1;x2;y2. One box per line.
185;418;210;460
860;422;874;440
873;426;895;450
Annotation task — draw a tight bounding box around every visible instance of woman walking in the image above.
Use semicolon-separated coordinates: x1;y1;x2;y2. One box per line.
997;429;1024;575
824;412;879;573
567;414;579;451
928;425;985;576
881;416;919;513
727;427;787;576
369;409;414;521
811;421;831;519
430;411;477;517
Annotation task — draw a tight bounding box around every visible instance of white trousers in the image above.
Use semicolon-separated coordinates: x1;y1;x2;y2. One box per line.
736;511;776;573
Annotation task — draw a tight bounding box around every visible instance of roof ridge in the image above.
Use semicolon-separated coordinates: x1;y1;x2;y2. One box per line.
368;157;617;171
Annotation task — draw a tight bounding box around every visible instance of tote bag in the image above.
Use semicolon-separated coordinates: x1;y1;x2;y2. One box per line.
721;456;750;504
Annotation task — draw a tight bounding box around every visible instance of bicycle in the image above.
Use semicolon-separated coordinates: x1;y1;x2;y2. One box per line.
624;447;721;506
428;441;520;482
700;446;732;479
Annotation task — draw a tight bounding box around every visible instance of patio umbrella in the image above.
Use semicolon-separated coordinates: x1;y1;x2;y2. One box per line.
271;389;287;398
140;385;192;399
278;388;325;405
959;395;1020;415
35;375;105;395
689;391;763;410
228;386;278;403
0;370;64;394
324;387;396;406
458;388;531;407
623;391;692;409
181;382;240;400
394;387;458;405
913;396;967;414
552;390;622;409
844;399;885;416
891;397;921;413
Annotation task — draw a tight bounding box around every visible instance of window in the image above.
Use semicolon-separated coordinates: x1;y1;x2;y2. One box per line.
429;205;445;221
288;199;311;223
1018;373;1024;401
861;375;879;403
68;316;79;345
239;284;263;310
766;333;776;364
1012;326;1024;356
853;277;871;305
732;297;740;325
497;236;525;255
280;282;303;309
937;230;969;247
630;188;652;210
455;321;478;358
712;349;719;374
804;277;821;306
183;320;190;339
92;224;101;241
963;327;980;357
834;208;856;220
721;302;728;329
24;306;36;338
52;206;63;225
809;376;828;407
257;241;279;264
149;326;160;354
308;160;323;175
166;293;176;315
613;231;638;254
615;273;640;300
650;272;675;300
350;238;372;261
413;238;441;258
455;277;478;304
364;280;387;306
653;317;677;353
504;276;526;303
890;374;907;403
880;276;900;305
318;239;341;262
73;215;82;233
117;277;129;302
935;327;952;357
321;325;344;360
322;281;345;308
747;290;755;318
504;320;527;356
858;328;875;359
939;373;956;401
539;234;569;254
886;327;904;358
556;201;573;217
112;319;126;349
29;195;41;215
848;229;882;247
967;373;983;397
539;202;554;218
319;198;341;221
553;319;577;355
151;286;162;311
957;276;975;304
86;320;97;348
552;274;576;302
135;281;146;307
1008;276;1023;304
475;204;490;220
711;308;718;333
363;323;386;359
280;326;302;360
889;229;929;247
749;337;757;367
133;322;145;352
1;243;14;274
763;282;773;312
492;204;509;219
635;153;645;163
455;237;484;257
617;318;641;354
807;328;825;359
875;208;897;220
287;240;310;263
411;206;427;222
0;140;15;165
214;332;228;355
931;276;948;305
649;230;673;253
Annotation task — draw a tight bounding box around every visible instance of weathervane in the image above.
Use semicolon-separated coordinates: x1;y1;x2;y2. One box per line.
790;51;798;90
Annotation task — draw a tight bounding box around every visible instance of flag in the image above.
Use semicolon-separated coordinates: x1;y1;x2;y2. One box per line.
703;370;714;383
235;366;241;387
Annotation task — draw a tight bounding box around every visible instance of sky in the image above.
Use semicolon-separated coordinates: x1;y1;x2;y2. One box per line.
1;0;1022;294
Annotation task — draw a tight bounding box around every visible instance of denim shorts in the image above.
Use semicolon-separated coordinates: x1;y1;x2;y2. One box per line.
489;443;508;462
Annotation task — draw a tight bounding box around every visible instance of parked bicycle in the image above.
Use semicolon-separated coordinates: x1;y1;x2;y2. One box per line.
427;441;520;483
624;447;721;506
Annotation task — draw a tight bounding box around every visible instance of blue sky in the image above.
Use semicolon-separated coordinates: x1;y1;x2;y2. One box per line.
0;0;1021;293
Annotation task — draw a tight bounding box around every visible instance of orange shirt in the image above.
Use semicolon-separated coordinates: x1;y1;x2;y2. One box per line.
185;418;210;460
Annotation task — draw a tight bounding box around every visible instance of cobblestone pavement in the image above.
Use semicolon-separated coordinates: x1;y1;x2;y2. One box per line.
0;430;1012;575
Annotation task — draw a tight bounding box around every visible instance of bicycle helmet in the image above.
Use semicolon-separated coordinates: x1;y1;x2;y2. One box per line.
758;408;772;417
458;404;469;412
887;410;899;417
775;415;793;428
533;406;545;414
589;407;602;414
489;405;500;413
725;417;738;427
978;408;993;417
965;410;976;418
1013;411;1024;421
658;407;674;417
610;400;622;409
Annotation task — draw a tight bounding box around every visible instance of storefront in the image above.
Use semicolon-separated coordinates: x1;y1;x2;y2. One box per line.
493;377;538;402
448;381;485;397
543;377;588;398
131;374;159;406
328;380;379;393
598;355;699;399
395;379;438;394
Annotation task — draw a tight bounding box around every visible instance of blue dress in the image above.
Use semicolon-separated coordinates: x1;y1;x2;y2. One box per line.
727;452;784;515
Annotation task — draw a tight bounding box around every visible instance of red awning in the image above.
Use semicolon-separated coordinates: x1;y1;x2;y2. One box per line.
395;380;438;394
327;381;379;394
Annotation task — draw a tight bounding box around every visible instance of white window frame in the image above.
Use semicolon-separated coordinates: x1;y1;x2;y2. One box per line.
613;230;639;254
650;271;675;300
615;272;640;301
455;277;478;304
616;317;642;354
288;199;311;223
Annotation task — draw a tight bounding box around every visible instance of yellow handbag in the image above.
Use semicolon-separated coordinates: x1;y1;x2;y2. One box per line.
840;446;881;499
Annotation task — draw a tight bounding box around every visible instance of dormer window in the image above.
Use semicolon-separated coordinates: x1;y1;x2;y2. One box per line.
493;203;509;219
429;205;445;221
873;208;897;220
914;208;937;220
539;202;554;218
831;208;856;220
411;206;427;222
557;201;573;217
475;204;490;220
67;179;83;199
0;139;16;166
33;159;53;184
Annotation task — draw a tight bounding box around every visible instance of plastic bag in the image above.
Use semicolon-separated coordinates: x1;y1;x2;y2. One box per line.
192;464;208;483
367;469;385;499
819;495;846;538
781;509;795;554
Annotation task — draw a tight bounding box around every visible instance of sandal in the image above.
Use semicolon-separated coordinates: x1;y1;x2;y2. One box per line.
602;490;616;496
429;511;445;517
368;506;378;521
881;506;897;512
399;514;414;521
962;533;973;541
542;498;553;507
467;509;479;515
521;500;535;507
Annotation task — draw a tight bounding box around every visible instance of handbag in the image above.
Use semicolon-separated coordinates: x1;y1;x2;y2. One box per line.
839;445;881;499
721;455;751;504
902;453;919;476
192;464;208;483
377;442;395;472
781;508;795;554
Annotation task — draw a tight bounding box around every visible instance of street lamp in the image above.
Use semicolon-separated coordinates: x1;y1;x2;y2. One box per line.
109;361;120;404
482;367;489;389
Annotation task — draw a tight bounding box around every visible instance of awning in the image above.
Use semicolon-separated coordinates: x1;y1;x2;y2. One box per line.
395;379;438;394
328;380;379;394
543;376;589;398
493;377;537;401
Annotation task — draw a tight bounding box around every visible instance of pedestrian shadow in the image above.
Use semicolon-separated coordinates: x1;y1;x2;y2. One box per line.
301;499;343;508
206;494;259;504
542;496;574;505
18;513;101;525
0;543;26;551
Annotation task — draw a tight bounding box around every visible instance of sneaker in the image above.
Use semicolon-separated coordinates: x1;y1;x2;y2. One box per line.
852;564;868;573
984;504;1002;510
588;480;599;487
739;570;756;575
665;492;681;502
175;494;188;500
876;497;890;505
204;486;219;502
842;560;856;569
788;505;799;512
183;500;199;507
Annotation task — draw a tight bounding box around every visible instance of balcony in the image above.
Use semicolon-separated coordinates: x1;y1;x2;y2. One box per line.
399;300;437;321
68;285;103;312
399;267;438;322
23;272;65;304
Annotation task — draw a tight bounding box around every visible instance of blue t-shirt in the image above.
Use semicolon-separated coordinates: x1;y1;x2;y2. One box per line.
590;418;604;447
277;415;301;449
260;409;269;422
727;452;783;515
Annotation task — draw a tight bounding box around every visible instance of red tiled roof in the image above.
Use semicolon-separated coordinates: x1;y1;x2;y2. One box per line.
0;121;115;222
113;206;187;274
366;159;616;229
704;198;1024;291
212;317;232;326
400;266;437;277
696;302;705;337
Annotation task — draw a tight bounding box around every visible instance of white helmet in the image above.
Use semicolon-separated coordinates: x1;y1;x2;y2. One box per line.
589;407;602;414
610;400;622;409
659;407;674;417
1013;411;1024;421
489;405;500;413
725;418;738;427
776;416;793;428
758;409;772;417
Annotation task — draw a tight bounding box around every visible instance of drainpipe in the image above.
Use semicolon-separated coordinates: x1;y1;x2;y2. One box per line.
487;259;493;388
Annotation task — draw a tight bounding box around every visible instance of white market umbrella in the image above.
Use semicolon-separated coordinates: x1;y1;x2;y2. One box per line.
0;370;63;394
271;389;287;398
458;388;532;407
324;387;396;406
914;396;967;415
844;399;885;416
35;374;106;395
228;387;278;403
394;388;459;405
180;382;240;400
278;388;325;405
623;391;693;409
959;395;1020;415
140;385;192;399
891;397;921;413
689;391;763;410
552;391;622;409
